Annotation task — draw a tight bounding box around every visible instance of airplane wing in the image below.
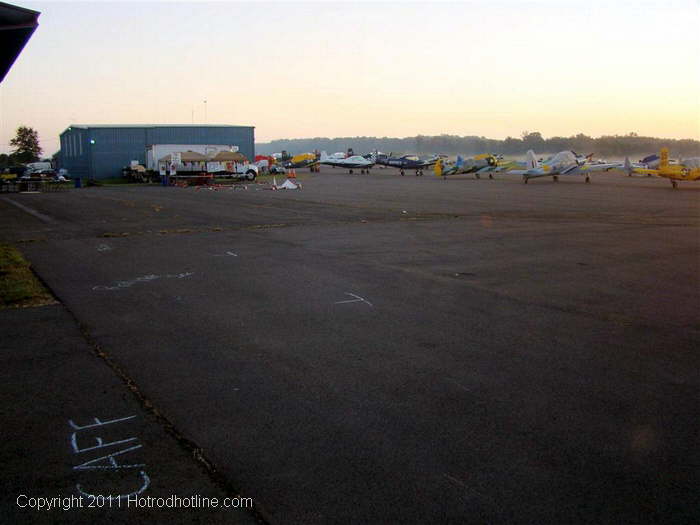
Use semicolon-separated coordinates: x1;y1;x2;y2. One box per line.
526;168;553;176
579;162;622;172
631;168;660;176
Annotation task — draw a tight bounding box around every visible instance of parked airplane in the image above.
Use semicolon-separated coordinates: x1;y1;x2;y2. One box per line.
625;148;700;188
320;151;375;174
375;153;439;176
621;153;661;176
507;150;620;183
284;152;320;172
621;152;669;177
441;154;500;178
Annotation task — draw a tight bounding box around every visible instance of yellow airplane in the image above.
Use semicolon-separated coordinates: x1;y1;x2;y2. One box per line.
287;152;320;171
627;147;700;188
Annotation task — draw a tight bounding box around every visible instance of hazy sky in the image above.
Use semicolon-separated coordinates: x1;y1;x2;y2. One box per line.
1;0;698;156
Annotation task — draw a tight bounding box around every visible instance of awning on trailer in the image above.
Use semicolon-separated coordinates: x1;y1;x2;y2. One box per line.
210;151;248;162
0;2;40;83
159;151;208;163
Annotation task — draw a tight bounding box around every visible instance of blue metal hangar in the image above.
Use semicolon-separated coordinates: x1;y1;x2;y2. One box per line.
59;124;255;179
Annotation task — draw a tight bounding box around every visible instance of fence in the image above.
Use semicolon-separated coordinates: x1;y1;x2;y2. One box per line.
0;181;71;194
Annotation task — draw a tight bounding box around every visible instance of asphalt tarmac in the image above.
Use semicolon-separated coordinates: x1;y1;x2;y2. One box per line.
2;168;698;523
0;305;259;524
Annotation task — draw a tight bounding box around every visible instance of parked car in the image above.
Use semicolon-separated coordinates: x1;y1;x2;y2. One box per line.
20;169;56;180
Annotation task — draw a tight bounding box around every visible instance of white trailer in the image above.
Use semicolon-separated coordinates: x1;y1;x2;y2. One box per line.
145;144;239;171
24;161;52;174
146;144;257;181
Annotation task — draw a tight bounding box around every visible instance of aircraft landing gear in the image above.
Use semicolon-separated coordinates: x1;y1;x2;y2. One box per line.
553;175;559;182
671;180;678;189
585;175;590;183
416;170;422;176
489;173;494;179
400;169;405;176
349;169;354;174
475;173;480;180
523;176;528;184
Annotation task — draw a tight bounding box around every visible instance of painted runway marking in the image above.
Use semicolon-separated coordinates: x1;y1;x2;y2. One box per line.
213;251;238;257
1;197;55;223
334;292;373;307
92;272;194;291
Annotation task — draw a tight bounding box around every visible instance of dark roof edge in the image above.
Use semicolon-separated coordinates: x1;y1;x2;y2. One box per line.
0;1;40;16
60;124;256;136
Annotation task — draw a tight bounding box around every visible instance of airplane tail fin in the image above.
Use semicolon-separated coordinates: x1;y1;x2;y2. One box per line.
660;147;669;169
525;150;538;170
320;151;328;162
456;155;464;168
624;157;632;175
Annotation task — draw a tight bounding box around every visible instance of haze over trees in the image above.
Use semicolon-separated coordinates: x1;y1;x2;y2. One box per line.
257;132;700;158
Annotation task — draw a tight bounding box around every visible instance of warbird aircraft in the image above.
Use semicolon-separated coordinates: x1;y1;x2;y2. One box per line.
320;151;375;174
624;148;700;188
440;154;505;178
621;152;674;177
508;150;620;183
284;152;320;172
622;153;661;175
375;153;439;176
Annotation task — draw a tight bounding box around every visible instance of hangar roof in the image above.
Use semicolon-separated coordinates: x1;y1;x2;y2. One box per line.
66;124;255;130
0;2;40;83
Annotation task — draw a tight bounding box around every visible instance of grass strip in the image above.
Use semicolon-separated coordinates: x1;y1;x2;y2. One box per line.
0;244;56;308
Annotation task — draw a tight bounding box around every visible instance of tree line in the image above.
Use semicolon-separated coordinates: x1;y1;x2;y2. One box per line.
256;132;700;159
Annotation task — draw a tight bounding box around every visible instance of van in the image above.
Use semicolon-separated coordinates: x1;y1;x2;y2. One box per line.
24;161;52;174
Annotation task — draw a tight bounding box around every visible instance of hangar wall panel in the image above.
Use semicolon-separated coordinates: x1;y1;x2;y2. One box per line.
58;125;254;179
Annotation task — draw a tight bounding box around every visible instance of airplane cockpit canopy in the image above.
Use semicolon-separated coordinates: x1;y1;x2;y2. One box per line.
549;150;578;168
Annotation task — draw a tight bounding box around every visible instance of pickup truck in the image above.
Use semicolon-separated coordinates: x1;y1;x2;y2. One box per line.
206;161;258;180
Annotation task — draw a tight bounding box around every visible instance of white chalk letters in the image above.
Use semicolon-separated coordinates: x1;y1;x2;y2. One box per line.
69;415;150;500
